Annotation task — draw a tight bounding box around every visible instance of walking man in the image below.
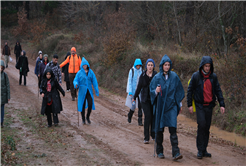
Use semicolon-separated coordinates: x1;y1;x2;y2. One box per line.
2;42;11;68
59;47;81;101
187;56;225;159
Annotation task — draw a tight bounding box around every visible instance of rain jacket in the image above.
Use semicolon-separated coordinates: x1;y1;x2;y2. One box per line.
16;51;29;74
40;68;65;115
187;56;225;109
126;59;143;96
1;60;10;105
59;54;81;74
73;57;99;112
35;57;43;76
150;55;184;131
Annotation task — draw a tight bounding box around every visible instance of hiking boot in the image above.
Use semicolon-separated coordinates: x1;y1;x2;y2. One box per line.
86;117;91;124
197;151;203;159
144;140;149;144
48;124;52;128
157;153;165;159
72;97;75;101
66;89;70;92
82;120;86;125
173;153;183;161
138;122;143;126
54;123;58;127
203;151;212;157
127;110;134;123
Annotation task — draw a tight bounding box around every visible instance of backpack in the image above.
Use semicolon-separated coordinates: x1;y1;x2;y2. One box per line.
131;67;144;78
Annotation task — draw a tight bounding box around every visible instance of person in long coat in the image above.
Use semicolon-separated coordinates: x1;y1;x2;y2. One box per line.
150;55;184;160
62;52;71;92
16;51;29;86
14;41;22;63
39;54;49;86
73;57;99;125
40;68;65;127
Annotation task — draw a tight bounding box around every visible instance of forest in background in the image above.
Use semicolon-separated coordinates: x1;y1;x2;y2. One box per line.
1;1;246;136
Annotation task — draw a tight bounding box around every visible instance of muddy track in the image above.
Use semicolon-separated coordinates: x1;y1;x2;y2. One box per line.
4;57;246;166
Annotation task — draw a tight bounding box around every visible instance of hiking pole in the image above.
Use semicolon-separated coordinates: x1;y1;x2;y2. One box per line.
76;89;79;127
154;84;161;158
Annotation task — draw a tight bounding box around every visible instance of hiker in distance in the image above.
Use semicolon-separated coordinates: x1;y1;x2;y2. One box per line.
132;58;157;144
40;68;65;127
187;56;225;159
14;41;22;63
62;52;71;92
16;51;29;86
150;55;184;160
35;51;43;88
60;47;82;101
1;60;10;128
125;58;143;126
73;57;99;125
44;54;62;85
2;41;11;68
39;54;49;85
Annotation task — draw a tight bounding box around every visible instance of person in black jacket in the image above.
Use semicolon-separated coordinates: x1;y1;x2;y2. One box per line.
40;68;65;127
187;56;225;159
14;41;22;63
62;52;71;92
133;59;157;144
16;51;29;86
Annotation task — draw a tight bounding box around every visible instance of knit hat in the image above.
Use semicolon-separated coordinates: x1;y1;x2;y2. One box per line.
43;54;48;58
145;58;155;69
71;47;76;52
1;60;5;68
38;50;42;55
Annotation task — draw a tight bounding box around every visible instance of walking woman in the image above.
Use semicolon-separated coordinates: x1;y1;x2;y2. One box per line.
14;41;22;63
39;54;49;85
40;68;65;127
62;52;71;92
16;51;29;86
125;58;143;126
73;57;99;125
150;55;184;160
133;59;157;144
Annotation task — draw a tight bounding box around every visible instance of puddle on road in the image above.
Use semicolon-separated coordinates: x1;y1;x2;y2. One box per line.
178;114;246;147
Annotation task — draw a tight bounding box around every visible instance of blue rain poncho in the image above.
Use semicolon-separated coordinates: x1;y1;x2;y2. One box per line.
73;57;99;112
125;59;143;109
150;55;184;132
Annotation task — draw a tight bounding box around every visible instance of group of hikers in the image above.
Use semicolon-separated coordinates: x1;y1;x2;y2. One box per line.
1;41;225;161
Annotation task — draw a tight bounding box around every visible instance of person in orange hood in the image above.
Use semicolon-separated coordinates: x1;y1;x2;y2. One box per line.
60;47;82;101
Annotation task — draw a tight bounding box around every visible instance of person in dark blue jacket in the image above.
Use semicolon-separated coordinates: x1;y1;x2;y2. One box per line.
187;56;225;159
150;55;184;160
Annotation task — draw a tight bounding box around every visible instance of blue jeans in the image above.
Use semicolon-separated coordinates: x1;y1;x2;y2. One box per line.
1;104;5;124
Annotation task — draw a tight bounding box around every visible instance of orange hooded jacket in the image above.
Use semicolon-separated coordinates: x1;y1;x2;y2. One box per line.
59;54;82;74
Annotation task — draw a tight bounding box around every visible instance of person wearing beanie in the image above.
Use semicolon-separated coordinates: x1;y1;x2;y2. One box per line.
187;56;225;159
62;52;71;92
44;54;62;85
150;55;184;160
1;60;10;128
16;51;29;86
35;50;43;88
125;58;143;126
39;54;49;86
59;47;82;101
133;58;157;144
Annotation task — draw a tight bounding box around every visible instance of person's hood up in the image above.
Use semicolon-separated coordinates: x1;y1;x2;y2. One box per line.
22;50;26;56
145;58;155;69
43;67;55;79
159;54;172;73
199;56;214;74
133;59;142;69
16;41;20;45
1;60;5;69
80;57;90;69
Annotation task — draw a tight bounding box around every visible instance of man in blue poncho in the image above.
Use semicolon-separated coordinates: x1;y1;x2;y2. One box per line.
150;55;184;160
73;57;99;125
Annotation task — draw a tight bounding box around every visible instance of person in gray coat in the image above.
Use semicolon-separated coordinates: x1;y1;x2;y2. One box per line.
1;60;10;127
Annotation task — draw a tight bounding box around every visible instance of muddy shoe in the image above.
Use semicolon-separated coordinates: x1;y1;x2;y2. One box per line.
86;118;91;124
197;151;203;159
144;140;149;144
173;153;183;161
48;124;52;128
82;120;86;125
138;122;143;126
157;153;165;159
203;151;212;157
54;123;58;127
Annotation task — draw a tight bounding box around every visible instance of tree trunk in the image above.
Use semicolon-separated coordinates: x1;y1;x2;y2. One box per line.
218;1;227;56
173;2;182;46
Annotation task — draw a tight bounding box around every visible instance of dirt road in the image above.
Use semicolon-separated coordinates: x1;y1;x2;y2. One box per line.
3;57;245;166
